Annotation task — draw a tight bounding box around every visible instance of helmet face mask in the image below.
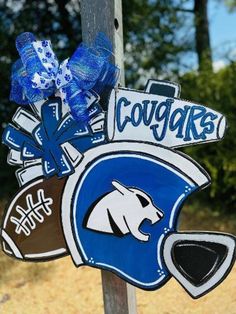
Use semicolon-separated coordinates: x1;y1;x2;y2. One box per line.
163;232;236;298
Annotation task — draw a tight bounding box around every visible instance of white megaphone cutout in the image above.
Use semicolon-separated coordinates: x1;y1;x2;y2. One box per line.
83;180;164;242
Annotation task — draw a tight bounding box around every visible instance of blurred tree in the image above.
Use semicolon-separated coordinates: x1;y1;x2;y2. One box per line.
179;0;236;211
123;0;214;82
224;0;236;10
0;0;81;122
180;63;236;212
194;0;213;72
122;0;194;87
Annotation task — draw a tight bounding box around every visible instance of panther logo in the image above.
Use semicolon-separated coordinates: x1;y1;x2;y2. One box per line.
83;180;164;242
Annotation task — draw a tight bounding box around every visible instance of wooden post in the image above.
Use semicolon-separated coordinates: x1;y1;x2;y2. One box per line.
80;1;137;313
80;0;125;85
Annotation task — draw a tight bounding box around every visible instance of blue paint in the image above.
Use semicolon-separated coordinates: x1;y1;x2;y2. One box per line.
131;102;143;126
2;124;35;150
71;153;197;289
150;99;173;141
2;98;106;178
184;106;217;141
116;97;218;143
169;105;191;138
143;100;158;126
116;97;131;132
200;112;218;138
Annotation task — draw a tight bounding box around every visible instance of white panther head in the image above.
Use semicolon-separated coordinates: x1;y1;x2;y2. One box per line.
83;180;164;242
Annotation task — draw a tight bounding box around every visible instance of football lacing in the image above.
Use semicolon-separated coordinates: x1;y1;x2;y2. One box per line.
10;189;53;236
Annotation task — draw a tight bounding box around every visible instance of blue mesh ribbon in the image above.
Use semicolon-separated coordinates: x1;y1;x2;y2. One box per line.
10;32;119;121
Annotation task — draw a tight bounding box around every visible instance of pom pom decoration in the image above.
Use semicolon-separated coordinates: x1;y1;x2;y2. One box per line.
2;97;106;178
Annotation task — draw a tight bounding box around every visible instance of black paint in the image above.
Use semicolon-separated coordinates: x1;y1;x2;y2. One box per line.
172;240;228;286
149;84;176;98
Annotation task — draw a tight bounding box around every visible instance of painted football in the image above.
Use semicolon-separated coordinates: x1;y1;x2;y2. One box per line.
1;175;68;261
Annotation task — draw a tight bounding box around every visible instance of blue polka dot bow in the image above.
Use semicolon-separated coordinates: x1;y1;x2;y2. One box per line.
10;32;120;121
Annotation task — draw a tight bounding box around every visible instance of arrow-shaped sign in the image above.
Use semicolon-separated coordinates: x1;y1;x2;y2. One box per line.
107;81;226;148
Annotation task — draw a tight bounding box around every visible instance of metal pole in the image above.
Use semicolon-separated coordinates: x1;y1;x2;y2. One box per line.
80;0;137;313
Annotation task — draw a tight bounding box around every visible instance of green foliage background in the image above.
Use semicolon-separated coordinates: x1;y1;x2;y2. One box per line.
0;0;235;212
180;65;236;211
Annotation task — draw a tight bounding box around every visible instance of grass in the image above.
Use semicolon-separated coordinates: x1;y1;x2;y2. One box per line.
0;199;235;313
180;205;236;234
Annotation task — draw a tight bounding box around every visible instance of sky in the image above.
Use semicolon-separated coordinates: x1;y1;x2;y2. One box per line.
180;0;236;72
5;0;236;73
209;0;236;70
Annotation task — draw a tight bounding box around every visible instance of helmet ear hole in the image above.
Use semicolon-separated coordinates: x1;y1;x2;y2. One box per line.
136;194;149;207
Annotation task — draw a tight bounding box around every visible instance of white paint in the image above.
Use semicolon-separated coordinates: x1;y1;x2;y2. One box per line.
22;147;35;158
34;129;43;145
16;163;43;186
3;179;43;228
5;130;20;149
218;116;226;138
30;99;46;118
12;107;40;133
57;114;75;132
89;112;105;133
60;154;72;175
85;90;100;107
163;233;236;298
169;193;186;228
2;240;13;255
44;161;56;175
61;142;82;167
91;134;105;144
85;180;163;242
7;149;23;166
10;189;53;237
49;102;59;120
74;129;90;136
1;230;23;259
157;233;165;269
107;88;226;148
25;248;67;258
23;159;41;167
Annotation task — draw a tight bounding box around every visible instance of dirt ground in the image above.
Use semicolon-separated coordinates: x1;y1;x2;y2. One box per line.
0;256;236;314
0;206;236;314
